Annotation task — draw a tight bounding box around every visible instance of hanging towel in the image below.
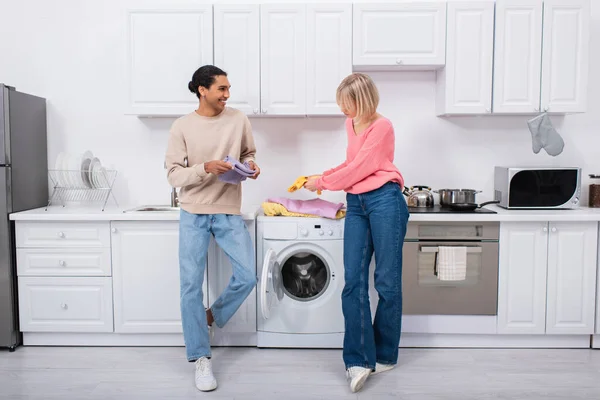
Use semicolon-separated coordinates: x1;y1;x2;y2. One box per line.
218;155;256;184
264;197;345;219
436;246;467;281
288;176;322;195
262;202;346;219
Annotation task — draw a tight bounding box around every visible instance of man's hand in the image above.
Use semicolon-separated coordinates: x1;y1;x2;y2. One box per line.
204;160;233;175
304;175;322;192
248;161;261;180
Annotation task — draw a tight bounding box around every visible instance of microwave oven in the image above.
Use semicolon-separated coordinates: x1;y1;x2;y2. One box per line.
494;167;581;209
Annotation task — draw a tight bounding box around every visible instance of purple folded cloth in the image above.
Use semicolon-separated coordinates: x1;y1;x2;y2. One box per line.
267;197;345;219
219;156;255;184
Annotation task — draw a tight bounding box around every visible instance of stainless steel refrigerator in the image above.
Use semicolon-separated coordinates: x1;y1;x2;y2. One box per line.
1;84;48;351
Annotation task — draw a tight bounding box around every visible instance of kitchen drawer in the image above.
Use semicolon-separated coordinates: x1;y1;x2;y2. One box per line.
17;248;112;277
18;277;113;332
16;221;111;248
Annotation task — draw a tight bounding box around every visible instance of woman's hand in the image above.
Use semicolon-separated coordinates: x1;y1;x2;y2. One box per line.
304;175;322;192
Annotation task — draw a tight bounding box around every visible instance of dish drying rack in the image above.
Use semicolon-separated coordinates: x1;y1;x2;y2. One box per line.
46;169;119;211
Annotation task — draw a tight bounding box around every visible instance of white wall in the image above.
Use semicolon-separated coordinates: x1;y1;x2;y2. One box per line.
1;0;599;210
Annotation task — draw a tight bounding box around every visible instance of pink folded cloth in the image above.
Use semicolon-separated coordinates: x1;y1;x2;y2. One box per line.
267;197;345;219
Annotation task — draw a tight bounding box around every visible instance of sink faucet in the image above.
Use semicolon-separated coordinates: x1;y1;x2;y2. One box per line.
164;157;187;208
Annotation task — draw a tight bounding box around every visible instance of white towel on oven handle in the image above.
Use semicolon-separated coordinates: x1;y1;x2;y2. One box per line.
436;246;467;281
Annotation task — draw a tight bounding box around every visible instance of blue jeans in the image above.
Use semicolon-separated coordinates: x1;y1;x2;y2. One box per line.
179;209;257;361
342;182;409;370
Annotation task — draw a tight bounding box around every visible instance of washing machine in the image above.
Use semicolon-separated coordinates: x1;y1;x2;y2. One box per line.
256;215;345;348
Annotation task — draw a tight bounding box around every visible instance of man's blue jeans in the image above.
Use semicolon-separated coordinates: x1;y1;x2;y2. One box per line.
179;209;257;361
342;182;409;370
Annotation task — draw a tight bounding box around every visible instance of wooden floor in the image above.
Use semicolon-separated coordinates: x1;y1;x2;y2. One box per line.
1;346;600;399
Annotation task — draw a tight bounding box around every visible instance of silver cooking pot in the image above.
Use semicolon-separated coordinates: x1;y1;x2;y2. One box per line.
434;189;481;207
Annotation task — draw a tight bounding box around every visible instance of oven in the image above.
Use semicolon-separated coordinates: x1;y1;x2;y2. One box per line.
402;222;500;316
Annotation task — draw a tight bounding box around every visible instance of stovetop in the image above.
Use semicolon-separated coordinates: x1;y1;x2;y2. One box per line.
408;205;497;214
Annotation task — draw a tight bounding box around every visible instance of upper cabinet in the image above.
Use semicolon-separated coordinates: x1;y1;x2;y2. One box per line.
306;4;352;116
353;2;447;68
260;4;307;116
436;1;495;116
492;0;543;114
125;3;213;116
493;0;590;114
213;4;261;116
540;0;590;114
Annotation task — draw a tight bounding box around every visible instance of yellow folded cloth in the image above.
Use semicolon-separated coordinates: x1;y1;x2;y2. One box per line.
262;202;345;219
287;176;322;195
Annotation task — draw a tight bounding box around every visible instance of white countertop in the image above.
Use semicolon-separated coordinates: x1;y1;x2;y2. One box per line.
9;204;600;223
9;205;259;221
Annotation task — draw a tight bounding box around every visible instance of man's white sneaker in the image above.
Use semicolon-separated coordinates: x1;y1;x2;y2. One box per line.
346;366;371;393
372;363;395;375
195;357;217;392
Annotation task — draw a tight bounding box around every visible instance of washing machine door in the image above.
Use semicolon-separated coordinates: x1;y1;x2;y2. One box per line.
260;248;284;319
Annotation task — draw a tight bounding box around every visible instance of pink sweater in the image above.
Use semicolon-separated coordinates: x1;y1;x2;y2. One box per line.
315;117;404;194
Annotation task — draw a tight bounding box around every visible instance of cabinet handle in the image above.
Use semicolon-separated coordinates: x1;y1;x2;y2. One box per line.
60;303;68;310
543;227;548;232
57;232;65;238
111;228;117;233
59;260;66;267
551;227;557;233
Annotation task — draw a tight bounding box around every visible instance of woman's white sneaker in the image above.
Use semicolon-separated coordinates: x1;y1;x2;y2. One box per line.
372;362;395;375
346;366;371;393
195;357;217;392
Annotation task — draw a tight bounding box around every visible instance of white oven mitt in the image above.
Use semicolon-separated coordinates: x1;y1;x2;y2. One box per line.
527;113;564;156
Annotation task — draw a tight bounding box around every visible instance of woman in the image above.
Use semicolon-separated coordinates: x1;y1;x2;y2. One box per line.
304;73;409;393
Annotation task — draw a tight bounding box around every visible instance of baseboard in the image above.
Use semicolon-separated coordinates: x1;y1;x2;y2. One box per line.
23;332;592;349
23;332;255;347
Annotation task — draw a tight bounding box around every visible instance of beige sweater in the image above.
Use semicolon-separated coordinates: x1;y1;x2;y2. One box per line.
165;107;256;215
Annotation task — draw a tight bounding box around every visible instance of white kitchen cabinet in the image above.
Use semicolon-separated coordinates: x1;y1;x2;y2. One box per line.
492;0;590;114
207;220;257;346
492;0;543;114
214;4;260;116
497;221;598;335
18;276;113;333
352;2;446;68
435;1;495;116
260;4;307;115
306;4;352;116
111;221;207;333
545;222;597;334
125;3;213;116
540;0;591;114
497;222;548;334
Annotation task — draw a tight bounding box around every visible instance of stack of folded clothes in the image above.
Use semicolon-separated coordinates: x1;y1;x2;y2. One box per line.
262;197;346;219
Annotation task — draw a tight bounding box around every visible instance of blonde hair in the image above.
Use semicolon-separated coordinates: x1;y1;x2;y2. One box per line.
336;73;379;123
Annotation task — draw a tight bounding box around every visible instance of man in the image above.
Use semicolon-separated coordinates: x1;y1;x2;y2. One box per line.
165;65;259;392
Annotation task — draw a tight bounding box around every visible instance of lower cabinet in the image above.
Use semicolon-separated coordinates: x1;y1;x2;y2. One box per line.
497;221;598;335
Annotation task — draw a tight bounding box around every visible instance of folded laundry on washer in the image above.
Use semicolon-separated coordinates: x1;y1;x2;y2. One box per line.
218;155;256;184
262;197;346;219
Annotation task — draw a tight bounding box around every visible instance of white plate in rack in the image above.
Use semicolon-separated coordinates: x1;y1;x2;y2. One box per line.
80;151;94;188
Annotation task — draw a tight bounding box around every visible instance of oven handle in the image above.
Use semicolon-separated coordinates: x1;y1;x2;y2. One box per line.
420;246;482;254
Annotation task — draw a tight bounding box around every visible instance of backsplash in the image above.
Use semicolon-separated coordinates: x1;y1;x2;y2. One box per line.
1;0;599;209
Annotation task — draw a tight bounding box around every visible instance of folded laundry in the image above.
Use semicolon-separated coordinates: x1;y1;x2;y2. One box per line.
262;201;346;219
218;155;256;184
266;197;345;219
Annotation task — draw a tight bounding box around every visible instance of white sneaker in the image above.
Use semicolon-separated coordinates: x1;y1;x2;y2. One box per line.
372;363;395;375
346;366;371;393
195;357;217;392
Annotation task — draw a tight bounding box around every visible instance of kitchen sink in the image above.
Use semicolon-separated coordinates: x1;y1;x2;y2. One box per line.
124;205;180;212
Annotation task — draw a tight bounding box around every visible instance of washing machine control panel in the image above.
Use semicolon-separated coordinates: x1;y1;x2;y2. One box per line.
298;223;343;239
